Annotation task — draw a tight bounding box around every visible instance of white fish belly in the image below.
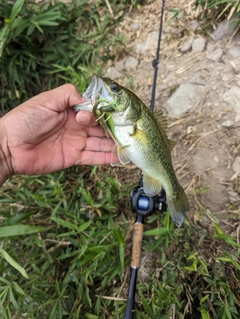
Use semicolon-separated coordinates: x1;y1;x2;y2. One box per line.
114;126;159;174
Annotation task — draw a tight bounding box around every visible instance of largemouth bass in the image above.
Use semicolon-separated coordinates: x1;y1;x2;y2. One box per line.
73;75;189;226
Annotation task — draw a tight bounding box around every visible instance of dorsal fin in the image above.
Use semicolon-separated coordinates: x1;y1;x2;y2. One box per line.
153;109;176;151
168;139;176;151
153;109;168;134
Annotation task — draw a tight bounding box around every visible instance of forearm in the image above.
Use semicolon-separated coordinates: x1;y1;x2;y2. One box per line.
0;119;12;186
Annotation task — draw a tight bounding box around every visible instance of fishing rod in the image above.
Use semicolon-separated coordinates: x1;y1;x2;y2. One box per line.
124;180;166;319
124;1;166;318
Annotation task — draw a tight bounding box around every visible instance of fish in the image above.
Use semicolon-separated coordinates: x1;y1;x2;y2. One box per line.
73;74;189;226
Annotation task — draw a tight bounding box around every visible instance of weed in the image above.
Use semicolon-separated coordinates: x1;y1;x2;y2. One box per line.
0;166;131;318
0;0;127;112
195;0;240;21
1;167;240;319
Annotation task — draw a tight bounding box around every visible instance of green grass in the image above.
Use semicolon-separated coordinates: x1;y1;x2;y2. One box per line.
1;167;240;318
0;166;131;318
195;0;240;21
0;0;129;112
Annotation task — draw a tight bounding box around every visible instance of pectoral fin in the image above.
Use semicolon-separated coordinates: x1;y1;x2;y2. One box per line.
142;172;161;196
117;145;131;165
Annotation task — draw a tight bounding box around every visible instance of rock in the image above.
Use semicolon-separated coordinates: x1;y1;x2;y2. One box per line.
176;31;184;38
207;48;223;62
147;31;159;44
222;87;240;121
206;42;215;53
131;22;140;31
192;37;206;52
124;56;138;72
134;31;159;55
228;46;240;58
221;73;233;82
104;67;122;80
147;31;159;45
211;18;239;40
230;60;240;74
232;156;240;173
164;25;173;33
228;191;238;197
180;36;194;53
228;190;239;202
221;120;235;127
188;20;199;32
135;40;151;55
163;83;206;116
114;60;125;72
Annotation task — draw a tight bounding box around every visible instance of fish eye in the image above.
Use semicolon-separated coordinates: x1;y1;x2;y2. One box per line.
110;83;120;93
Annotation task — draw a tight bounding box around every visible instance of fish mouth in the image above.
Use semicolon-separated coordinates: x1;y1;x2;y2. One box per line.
73;74;113;112
82;74;103;102
84;74;113;102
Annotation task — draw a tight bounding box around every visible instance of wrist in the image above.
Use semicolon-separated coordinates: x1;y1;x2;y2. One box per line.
0;118;13;186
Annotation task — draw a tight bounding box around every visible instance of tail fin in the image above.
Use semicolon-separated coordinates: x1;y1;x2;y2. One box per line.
167;186;189;227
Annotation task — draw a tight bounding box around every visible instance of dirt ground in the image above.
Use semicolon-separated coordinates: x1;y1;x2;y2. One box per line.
103;0;240;235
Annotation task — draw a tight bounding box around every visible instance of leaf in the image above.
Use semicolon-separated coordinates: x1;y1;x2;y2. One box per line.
214;233;240;248
143;227;168;236
78;220;92;232
27;23;35;36
12;18;30;38
214;222;223;234
216;257;240;270
113;227;125;244
0;276;11;285
164;209;171;229
140;292;154;316
0;225;43;237
0;24;10;57
200;295;209;304
200;308;211;319
80;187;94;205
224;306;233;319
0;249;28;279
119;243;124;272
12;282;25;296
32;22;44;34
50;216;77;230
31;11;61;26
85;314;99;319
9;287;19;310
10;0;25;21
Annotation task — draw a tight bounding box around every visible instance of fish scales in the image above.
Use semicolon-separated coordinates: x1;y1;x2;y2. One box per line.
73;75;189;226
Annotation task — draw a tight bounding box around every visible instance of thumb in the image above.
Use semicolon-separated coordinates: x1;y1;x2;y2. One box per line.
76;111;98;126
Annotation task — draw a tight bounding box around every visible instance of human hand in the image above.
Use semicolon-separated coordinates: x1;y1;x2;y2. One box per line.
0;84;118;185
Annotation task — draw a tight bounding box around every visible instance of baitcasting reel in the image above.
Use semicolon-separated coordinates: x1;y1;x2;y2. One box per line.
131;176;167;217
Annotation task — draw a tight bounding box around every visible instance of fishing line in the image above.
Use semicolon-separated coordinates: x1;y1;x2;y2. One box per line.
150;0;165;113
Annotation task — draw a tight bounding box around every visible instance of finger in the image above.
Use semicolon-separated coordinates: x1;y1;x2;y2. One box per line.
77;151;119;165
57;84;84;109
86;125;108;137
84;136;115;152
34;84;84;112
76;111;98;126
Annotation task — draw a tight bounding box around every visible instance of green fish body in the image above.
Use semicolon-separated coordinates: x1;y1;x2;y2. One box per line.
73;75;189;226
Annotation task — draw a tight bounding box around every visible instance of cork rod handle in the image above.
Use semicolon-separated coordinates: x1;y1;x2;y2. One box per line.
130;223;144;268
